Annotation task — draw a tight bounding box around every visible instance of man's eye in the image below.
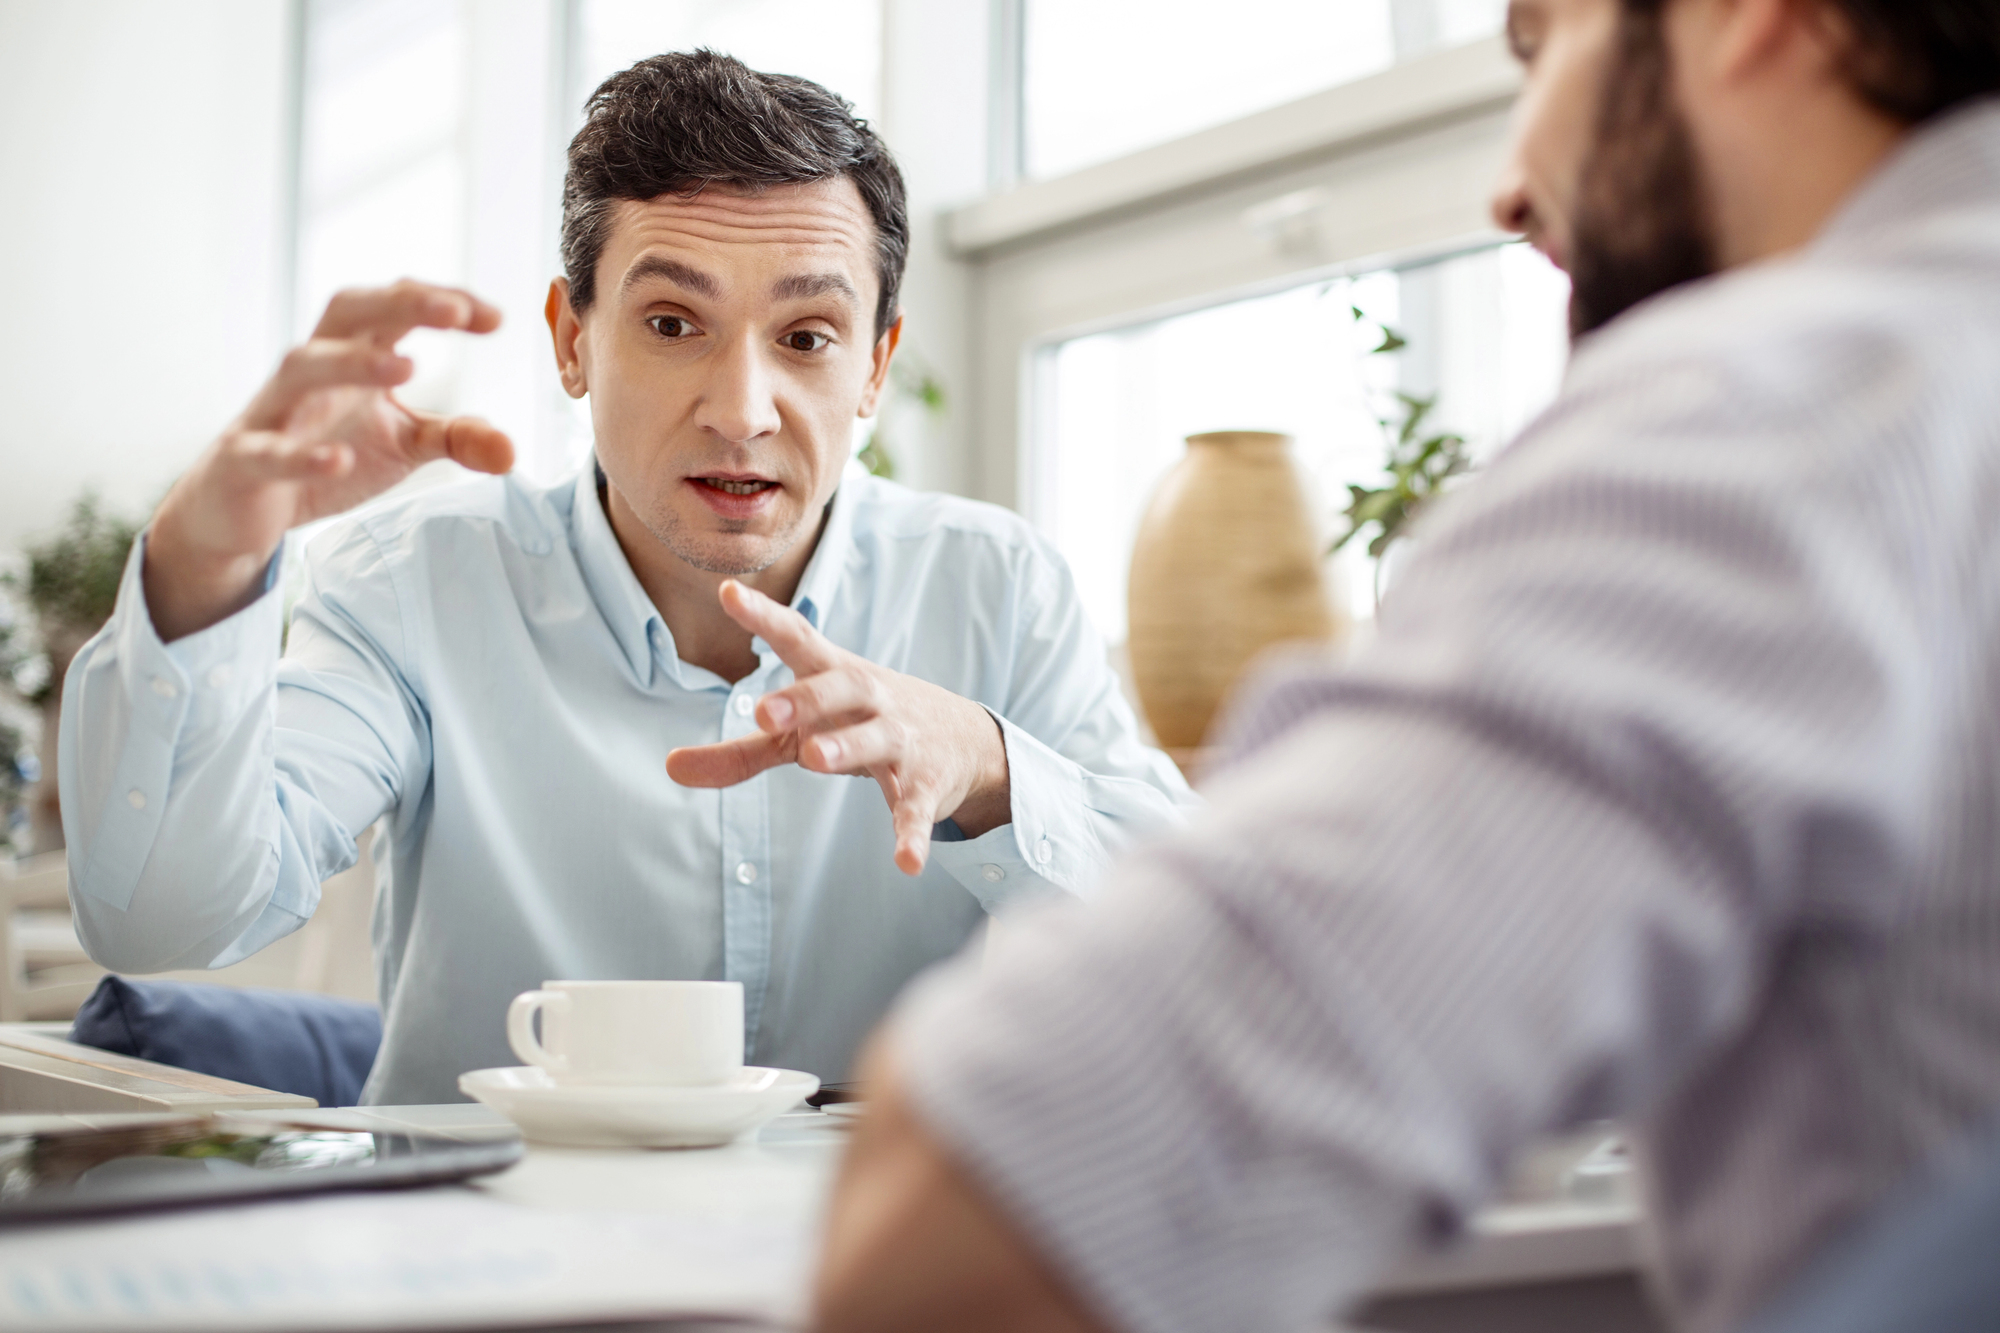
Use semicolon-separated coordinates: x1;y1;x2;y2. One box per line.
784;331;831;353
647;316;696;339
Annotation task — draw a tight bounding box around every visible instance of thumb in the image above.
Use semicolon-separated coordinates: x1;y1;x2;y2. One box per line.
410;410;515;475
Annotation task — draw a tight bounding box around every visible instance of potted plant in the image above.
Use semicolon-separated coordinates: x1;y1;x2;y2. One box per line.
1330;307;1475;606
3;494;140;854
0;584;40;860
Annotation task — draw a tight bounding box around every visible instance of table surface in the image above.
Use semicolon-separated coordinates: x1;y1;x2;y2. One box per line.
0;1102;1640;1331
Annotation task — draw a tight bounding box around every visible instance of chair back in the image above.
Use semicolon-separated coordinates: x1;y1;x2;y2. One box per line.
0;853;104;1022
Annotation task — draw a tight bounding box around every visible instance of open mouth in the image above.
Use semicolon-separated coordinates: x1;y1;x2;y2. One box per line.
686;473;782;519
695;477;777;496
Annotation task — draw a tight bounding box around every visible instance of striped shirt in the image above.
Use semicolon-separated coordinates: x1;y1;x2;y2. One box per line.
894;97;2000;1333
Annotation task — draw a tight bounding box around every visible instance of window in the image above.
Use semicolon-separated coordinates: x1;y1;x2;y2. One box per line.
295;0;468;413
577;0;882;124
1020;0;1507;180
1037;242;1570;641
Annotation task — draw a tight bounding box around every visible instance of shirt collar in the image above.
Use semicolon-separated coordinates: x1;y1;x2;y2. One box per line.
566;461;864;688
569;464;665;687
789;465;862;634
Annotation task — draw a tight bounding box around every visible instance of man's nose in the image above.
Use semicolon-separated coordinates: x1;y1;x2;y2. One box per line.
696;335;783;444
1490;159;1534;236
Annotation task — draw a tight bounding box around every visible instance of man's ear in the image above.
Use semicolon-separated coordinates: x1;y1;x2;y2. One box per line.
546;277;589;400
857;314;905;419
1696;0;1804;87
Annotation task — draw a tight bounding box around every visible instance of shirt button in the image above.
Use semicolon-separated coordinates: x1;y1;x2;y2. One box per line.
735;861;758;885
981;864;1005;883
127;789;147;810
150;677;178;699
732;694;754;717
1035;837;1052;864
206;666;233;689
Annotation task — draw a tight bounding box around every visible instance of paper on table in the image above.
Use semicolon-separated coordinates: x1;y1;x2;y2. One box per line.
0;1186;810;1330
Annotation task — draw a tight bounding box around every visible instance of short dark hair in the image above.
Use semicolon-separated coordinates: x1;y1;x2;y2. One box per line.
561;49;909;339
1623;0;2000;123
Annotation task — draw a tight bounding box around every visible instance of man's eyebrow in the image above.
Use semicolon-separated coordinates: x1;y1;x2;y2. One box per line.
620;255;721;300
771;272;859;305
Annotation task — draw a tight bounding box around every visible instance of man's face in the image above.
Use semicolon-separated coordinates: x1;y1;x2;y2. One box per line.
1493;0;1718;336
556;178;895;577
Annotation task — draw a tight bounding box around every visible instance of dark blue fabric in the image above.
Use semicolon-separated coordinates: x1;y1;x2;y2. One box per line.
70;976;381;1108
1745;1122;2000;1333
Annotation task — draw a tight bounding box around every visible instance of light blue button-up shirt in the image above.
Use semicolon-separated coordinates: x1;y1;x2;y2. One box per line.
60;465;1194;1103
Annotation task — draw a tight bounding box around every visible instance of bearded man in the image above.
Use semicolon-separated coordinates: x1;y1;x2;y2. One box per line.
813;2;2000;1332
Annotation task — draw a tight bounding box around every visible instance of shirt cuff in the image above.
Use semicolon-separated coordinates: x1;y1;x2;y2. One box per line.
926;712;1098;912
136;534;288;722
68;534;286;909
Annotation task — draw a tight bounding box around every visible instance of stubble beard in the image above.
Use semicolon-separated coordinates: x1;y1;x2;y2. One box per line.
1566;4;1721;339
650;507;804;578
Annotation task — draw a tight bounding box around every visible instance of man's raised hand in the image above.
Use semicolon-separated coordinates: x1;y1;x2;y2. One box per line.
143;280;511;642
666;581;1011;876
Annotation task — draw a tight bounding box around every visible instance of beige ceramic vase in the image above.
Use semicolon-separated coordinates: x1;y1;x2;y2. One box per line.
1127;431;1341;751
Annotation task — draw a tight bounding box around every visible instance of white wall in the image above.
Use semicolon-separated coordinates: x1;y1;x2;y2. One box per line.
0;0;294;557
876;0;990;499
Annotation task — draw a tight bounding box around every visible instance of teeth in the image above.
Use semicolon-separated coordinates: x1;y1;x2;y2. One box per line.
706;479;770;495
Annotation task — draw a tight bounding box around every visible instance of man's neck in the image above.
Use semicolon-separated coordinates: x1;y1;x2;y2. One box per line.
603;480;824;684
1709;108;1906;267
1676;21;1909;269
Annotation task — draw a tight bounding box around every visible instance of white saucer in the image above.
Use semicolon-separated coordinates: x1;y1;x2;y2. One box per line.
459;1065;820;1149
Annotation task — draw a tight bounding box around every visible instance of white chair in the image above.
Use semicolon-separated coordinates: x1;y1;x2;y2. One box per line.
0;852;104;1021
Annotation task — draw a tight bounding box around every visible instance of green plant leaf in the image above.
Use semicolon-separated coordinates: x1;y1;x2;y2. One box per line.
25;492;139;643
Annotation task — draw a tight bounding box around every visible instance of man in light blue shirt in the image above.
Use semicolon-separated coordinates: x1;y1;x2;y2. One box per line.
59;51;1191;1105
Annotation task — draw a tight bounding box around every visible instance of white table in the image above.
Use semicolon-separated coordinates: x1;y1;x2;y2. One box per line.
0;1101;1649;1332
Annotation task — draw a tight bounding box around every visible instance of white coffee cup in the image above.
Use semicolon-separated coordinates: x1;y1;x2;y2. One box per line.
506;980;744;1087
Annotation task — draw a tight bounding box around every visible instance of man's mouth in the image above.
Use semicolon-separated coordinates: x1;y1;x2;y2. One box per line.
686;473;783;520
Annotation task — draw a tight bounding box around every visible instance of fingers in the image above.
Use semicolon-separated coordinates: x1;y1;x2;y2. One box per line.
408;410;516;475
891;784;937;876
795;715;898;775
243;339;413;430
666;731;799;788
757;666;881;736
312;279;502;345
856;760;940;876
718;580;843;675
223;429;356;482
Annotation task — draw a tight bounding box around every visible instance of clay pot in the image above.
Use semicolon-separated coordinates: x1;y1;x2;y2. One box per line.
1127;431;1341;750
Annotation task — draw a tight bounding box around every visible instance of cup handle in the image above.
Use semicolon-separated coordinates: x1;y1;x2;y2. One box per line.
507;990;570;1073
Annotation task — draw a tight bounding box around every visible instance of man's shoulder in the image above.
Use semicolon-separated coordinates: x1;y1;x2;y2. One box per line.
1570;225;2000;419
841;473;1051;567
301;470;574;576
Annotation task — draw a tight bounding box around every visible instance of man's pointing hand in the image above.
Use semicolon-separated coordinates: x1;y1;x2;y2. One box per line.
666;580;1011;875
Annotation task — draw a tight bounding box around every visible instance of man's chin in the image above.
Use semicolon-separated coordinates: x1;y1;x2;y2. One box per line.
662;529;795;579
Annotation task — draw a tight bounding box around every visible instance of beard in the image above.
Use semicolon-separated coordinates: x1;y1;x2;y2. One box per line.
650;505;805;578
595;461;812;579
1567;4;1720;338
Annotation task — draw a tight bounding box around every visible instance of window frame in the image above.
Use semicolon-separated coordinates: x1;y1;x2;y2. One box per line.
948;34;1524;526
